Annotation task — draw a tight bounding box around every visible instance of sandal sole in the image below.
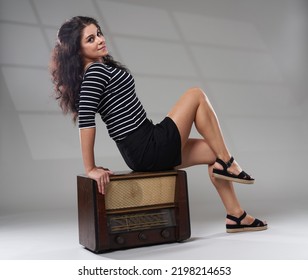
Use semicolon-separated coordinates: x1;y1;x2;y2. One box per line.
213;173;255;184
226;225;268;233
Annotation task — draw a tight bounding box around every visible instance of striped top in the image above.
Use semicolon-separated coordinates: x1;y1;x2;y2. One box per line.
78;63;147;142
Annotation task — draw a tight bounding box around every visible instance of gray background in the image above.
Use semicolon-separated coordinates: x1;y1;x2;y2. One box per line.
0;0;308;260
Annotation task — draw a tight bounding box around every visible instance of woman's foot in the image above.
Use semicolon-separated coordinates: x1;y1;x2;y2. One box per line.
226;211;267;233
213;156;242;175
213;156;254;184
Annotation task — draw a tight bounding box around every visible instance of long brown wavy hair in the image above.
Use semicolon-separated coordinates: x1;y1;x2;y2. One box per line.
50;16;128;123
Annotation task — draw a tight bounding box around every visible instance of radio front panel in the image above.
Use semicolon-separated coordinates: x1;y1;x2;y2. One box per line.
77;170;190;253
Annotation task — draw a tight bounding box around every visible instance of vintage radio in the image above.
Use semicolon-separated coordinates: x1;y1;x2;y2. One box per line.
77;170;190;253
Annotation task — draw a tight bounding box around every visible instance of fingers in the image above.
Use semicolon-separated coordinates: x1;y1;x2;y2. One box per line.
88;167;113;195
97;173;110;195
98;170;114;194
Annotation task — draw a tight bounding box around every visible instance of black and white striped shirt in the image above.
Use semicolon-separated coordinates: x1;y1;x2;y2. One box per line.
78;63;147;142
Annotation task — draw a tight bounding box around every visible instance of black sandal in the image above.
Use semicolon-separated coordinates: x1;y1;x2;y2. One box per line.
213;156;255;184
226;211;267;233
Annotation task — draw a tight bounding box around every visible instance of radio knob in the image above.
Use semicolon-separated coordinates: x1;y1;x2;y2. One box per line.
161;229;171;239
138;232;147;241
115;236;125;245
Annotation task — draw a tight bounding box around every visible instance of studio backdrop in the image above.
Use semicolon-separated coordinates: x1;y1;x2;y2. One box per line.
0;0;307;217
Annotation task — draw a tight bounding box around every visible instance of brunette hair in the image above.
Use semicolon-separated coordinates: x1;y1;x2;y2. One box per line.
49;16;128;123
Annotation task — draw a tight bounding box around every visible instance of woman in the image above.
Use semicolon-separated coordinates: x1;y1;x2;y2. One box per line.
50;16;267;233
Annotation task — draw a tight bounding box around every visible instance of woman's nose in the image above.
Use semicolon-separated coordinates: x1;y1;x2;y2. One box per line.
98;36;105;44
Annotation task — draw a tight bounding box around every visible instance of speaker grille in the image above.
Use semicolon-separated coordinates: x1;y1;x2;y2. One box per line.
105;175;176;210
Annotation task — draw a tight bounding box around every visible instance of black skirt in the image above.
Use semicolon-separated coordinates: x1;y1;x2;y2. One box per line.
116;117;182;171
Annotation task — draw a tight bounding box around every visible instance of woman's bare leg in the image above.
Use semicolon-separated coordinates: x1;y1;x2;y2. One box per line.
168;87;262;226
177;138;261;226
168;87;244;175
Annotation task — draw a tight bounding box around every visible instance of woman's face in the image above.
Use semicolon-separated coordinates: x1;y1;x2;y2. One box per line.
80;23;108;68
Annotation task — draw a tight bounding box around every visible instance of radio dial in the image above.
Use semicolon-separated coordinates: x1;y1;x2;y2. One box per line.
161;229;171;239
115;236;125;245
138;232;147;241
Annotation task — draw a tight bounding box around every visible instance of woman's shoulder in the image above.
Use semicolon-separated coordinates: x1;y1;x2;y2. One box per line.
86;62;117;74
84;63;121;82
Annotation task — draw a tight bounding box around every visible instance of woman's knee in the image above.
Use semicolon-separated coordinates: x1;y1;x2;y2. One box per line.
186;87;208;102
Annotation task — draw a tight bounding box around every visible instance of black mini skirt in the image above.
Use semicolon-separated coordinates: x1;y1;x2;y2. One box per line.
116;117;182;171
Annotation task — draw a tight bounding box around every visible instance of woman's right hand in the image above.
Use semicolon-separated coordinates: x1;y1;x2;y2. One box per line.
87;167;114;195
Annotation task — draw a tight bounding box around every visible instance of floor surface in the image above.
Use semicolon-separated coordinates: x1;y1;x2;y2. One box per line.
1;203;307;260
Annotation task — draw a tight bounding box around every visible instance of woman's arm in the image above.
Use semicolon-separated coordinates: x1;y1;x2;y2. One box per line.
79;127;113;194
79;127;96;173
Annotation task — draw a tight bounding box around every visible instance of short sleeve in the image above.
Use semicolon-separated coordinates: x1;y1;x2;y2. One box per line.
78;63;111;129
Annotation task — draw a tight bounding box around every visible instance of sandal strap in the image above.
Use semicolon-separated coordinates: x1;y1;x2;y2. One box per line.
250;218;266;227
215;156;234;170
237;171;253;180
226;211;247;225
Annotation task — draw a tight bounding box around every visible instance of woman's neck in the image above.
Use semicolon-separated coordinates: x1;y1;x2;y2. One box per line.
83;58;104;72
